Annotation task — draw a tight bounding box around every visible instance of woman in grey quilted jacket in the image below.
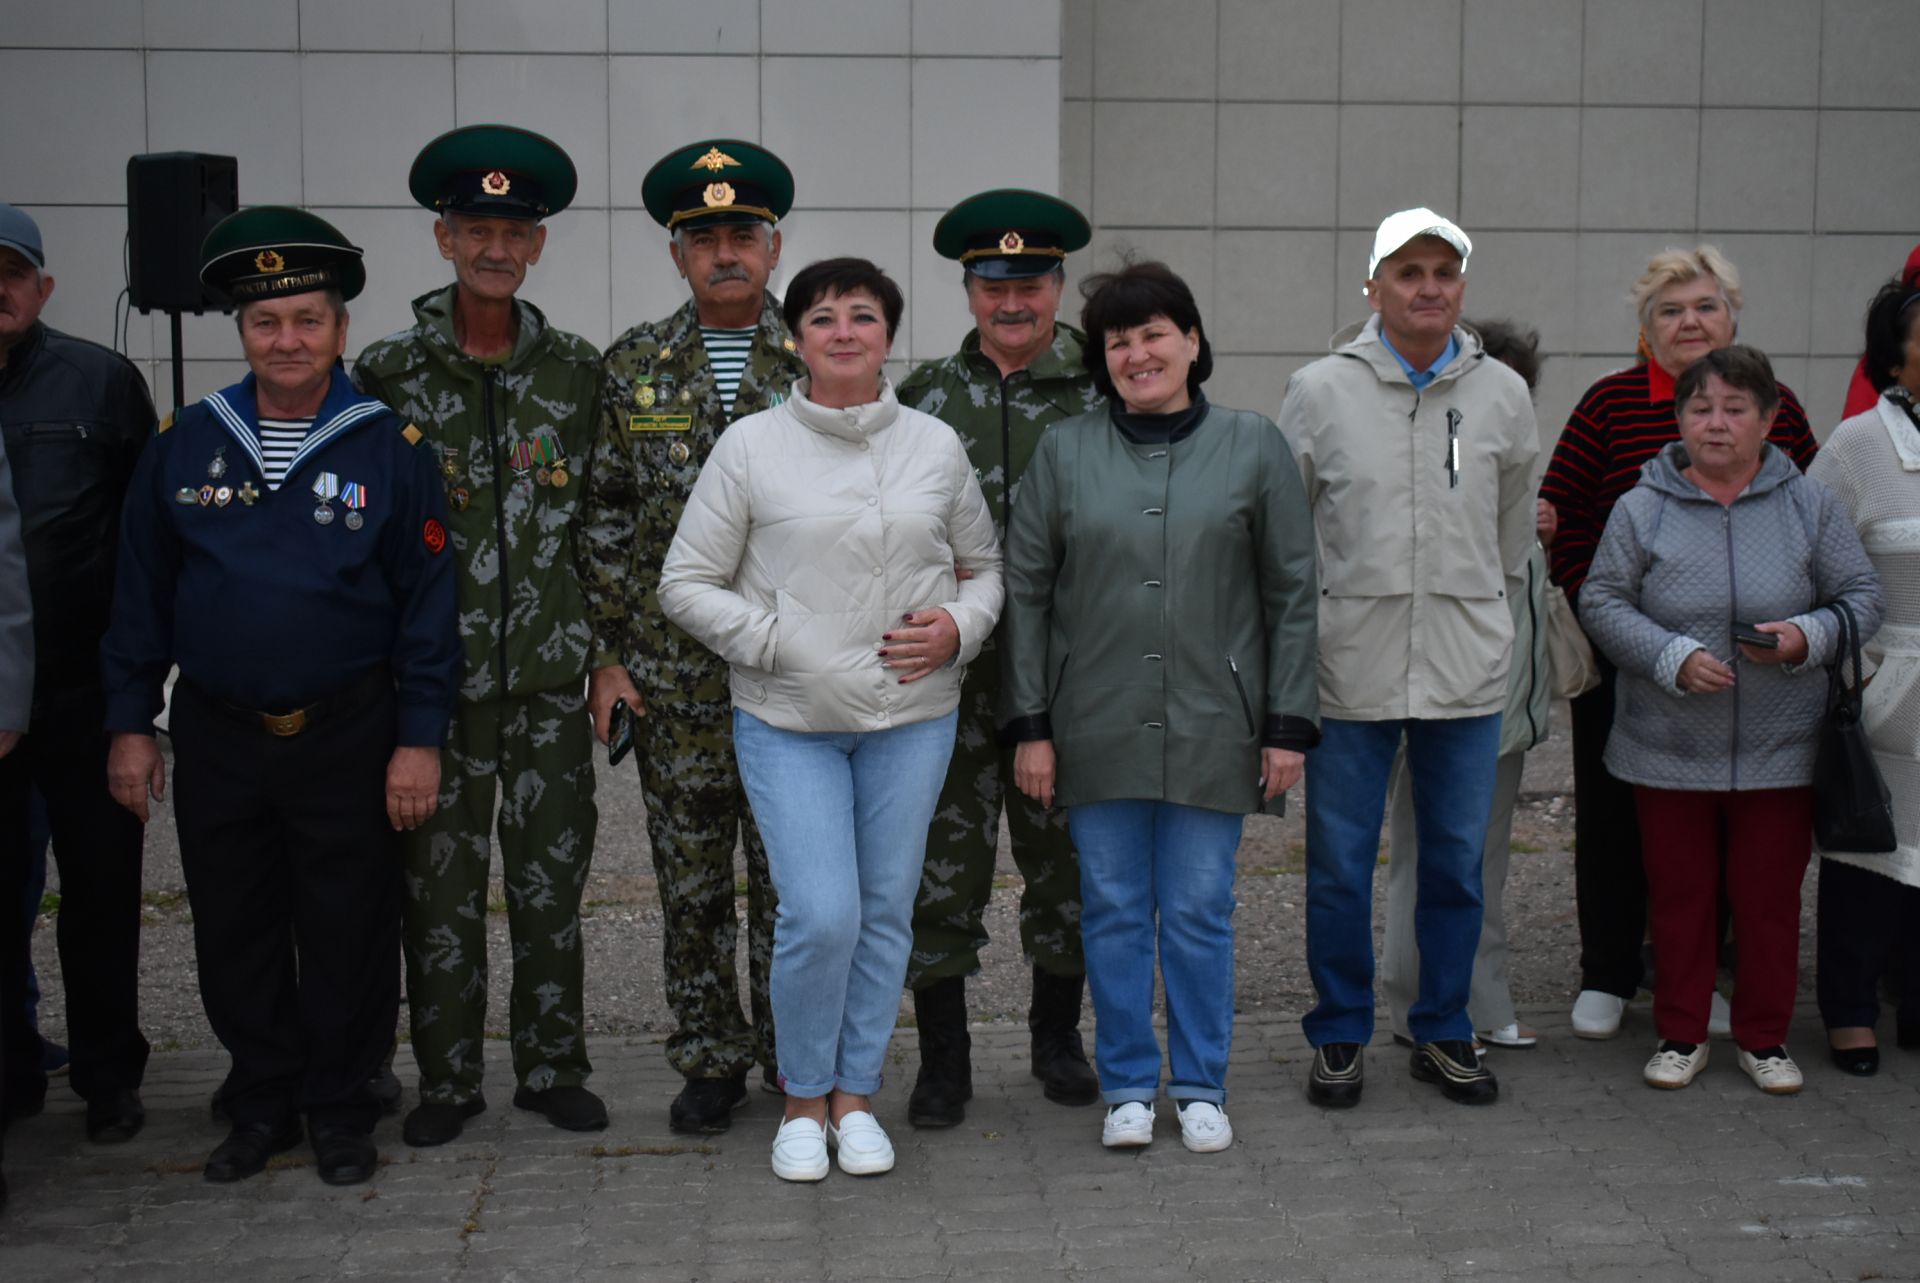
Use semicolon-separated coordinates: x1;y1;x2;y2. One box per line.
1582;345;1882;1098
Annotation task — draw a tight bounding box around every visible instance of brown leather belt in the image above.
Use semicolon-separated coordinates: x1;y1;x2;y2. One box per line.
185;667;389;738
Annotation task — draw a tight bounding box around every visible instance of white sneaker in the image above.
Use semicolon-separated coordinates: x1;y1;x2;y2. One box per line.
825;1110;895;1176
1101;1101;1154;1148
1571;990;1626;1039
1708;990;1733;1039
1738;1047;1804;1096
1643;1040;1709;1089
1175;1101;1233;1153
771;1116;829;1182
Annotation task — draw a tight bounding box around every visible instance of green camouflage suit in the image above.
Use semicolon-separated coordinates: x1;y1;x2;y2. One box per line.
354;287;602;1105
898;324;1105;988
577;294;804;1079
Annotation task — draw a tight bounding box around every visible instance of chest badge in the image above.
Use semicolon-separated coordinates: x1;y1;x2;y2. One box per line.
197;484;215;507
174;486;198;506
312;471;340;525
668;441;691;465
206;445;228;480
238;482;260;506
214;485;233;508
341;481;367;531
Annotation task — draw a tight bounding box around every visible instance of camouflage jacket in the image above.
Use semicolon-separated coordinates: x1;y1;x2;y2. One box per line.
578;293;804;701
896;323;1105;545
353;286;601;703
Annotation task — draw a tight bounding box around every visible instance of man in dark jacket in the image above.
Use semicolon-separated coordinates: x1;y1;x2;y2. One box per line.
0;424;33;1212
0;202;154;1148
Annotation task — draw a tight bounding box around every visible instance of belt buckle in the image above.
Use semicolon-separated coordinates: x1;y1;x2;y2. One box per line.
262;709;307;737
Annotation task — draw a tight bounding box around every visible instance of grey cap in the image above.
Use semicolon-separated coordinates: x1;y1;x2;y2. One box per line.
0;203;44;268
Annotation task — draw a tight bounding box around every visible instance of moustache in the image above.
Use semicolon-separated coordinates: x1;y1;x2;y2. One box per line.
706;265;753;288
991;311;1038;326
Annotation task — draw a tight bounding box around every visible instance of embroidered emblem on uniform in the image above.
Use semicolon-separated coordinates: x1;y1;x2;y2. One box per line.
341;481;367;530
197;484;215;507
214;485;233;508
482;170;512;196
207;446;228;480
238;482;259;506
312;471;340;525
253;250;285;273
691;147;740;172
423;518;448;554
668;441;691;465
175;486;198;506
999;231;1025;253
703;182;736;209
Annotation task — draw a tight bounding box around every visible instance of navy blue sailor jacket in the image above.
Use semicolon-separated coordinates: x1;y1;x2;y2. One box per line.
101;368;460;747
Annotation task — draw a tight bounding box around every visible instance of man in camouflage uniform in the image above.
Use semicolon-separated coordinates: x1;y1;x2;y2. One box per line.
899;190;1105;1128
354;125;607;1145
579;140;803;1134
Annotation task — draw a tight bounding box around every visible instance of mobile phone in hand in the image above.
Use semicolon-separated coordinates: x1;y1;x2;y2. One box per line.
608;698;636;766
1732;622;1779;650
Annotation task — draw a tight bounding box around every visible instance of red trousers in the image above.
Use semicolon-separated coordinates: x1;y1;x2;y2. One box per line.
1635;786;1813;1049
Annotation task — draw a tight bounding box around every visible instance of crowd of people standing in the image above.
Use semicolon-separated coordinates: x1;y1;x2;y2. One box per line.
0;122;1913;1199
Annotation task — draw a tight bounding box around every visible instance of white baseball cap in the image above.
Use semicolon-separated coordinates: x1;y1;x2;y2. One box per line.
1367;207;1471;278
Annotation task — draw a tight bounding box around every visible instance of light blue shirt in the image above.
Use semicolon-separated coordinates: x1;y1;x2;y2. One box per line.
1379;331;1458;391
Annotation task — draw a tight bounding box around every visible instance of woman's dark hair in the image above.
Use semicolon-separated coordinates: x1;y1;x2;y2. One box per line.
1863;276;1920;394
781;256;904;342
1673;343;1779;415
1077;258;1213;402
1465;317;1543;393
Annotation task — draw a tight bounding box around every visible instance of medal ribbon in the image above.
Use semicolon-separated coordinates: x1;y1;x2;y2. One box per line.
312;472;341;502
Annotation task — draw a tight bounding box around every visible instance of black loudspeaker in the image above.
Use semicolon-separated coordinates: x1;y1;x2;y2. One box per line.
127;152;238;314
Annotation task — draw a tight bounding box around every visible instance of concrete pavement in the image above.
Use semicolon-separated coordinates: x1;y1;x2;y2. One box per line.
3;1004;1917;1282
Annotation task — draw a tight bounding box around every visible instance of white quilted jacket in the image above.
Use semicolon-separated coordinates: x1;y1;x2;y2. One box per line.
658;378;1003;733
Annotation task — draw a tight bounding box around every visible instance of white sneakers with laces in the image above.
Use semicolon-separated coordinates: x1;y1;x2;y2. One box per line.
1738;1048;1804;1095
1175;1101;1233;1153
1643;1040;1709;1089
1101;1101;1154;1148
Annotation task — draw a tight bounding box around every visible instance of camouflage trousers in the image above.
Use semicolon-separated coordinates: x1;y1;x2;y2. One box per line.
907;652;1084;989
402;689;597;1105
634;695;775;1080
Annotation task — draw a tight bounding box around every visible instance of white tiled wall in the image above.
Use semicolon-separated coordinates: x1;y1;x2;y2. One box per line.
1065;0;1920;444
2;0;1063;405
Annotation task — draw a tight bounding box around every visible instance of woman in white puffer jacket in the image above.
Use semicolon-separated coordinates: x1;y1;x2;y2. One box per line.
659;257;1003;1183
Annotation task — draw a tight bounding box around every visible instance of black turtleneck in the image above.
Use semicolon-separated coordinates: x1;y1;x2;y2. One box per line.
1110;393;1208;444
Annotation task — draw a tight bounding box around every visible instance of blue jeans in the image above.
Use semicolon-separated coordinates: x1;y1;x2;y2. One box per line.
732;708;958;1099
1303;714;1501;1047
1068;800;1245;1107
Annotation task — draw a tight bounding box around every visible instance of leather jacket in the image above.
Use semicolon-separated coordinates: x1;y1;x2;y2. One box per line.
0;323;154;706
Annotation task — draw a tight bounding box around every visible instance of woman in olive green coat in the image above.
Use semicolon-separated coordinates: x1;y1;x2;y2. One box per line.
1002;260;1319;1154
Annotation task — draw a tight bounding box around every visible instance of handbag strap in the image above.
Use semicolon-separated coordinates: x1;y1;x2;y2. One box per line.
1825;600;1865;714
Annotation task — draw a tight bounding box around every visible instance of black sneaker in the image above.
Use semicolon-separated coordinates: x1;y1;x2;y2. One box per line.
667;1073;747;1134
1307;1042;1364;1108
1411;1039;1499;1104
514;1084;609;1132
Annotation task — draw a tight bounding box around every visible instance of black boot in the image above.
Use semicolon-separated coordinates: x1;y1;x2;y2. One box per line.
1029;967;1100;1106
907;977;971;1128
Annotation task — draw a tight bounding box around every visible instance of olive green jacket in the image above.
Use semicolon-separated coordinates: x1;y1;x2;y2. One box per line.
577;293;805;701
353;286;601;703
896;323;1105;544
1000;403;1321;815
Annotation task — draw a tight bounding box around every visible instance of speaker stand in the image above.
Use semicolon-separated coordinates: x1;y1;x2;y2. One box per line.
166;309;186;412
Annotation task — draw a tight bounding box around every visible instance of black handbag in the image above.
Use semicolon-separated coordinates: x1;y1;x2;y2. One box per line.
1811;600;1898;854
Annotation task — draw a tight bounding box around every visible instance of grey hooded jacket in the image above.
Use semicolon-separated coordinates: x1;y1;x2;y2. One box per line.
1581;441;1883;791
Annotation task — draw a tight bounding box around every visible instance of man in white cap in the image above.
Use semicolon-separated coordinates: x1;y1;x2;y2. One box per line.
1276;208;1539;1108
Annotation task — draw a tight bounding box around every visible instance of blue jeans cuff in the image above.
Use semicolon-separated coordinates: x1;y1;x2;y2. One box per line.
1101;1088;1157;1106
835;1074;882;1096
1168;1086;1226;1106
779;1075;836;1100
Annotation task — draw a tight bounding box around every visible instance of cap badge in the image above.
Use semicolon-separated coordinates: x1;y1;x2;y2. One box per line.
692;147;741;173
482;170;512;196
254;249;286;273
703;182;737;209
999;231;1025;254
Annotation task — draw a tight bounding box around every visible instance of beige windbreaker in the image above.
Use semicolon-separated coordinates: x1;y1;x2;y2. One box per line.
658;378;1004;734
1276;317;1541;720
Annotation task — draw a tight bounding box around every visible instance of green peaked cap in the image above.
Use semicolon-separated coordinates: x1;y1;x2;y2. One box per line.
409;123;578;219
199;205;365;303
641;139;794;231
933;189;1091;280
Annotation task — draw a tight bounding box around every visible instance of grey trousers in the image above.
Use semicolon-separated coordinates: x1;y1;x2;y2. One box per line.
1381;747;1527;1038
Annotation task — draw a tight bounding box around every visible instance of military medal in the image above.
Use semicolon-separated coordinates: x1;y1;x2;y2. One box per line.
341;481;367;530
510;440;534;482
238;482;260;506
668;441;691;465
174;486;198;506
548;466;568;487
214;485;233;508
207;446;228;480
634;380;657;410
451;487;471;511
312;471;340;525
532;435;553;486
440;446;459;481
